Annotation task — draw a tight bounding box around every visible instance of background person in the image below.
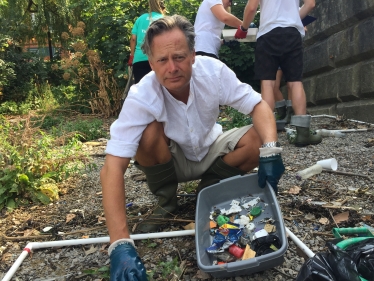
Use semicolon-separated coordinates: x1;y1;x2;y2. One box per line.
101;15;284;279
235;0;321;147
194;0;242;59
128;0;166;83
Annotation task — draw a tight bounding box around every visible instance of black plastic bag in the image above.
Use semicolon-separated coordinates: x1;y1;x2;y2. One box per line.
296;242;361;281
344;238;374;281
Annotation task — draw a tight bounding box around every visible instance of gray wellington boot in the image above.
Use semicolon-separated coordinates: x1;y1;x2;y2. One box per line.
290;115;322;147
285;100;294;124
275;100;287;120
197;157;246;194
135;159;178;233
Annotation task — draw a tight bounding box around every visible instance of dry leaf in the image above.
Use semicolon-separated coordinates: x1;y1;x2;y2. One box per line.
333;211;349;223
84;245;97;256
362;215;372;221
1;253;12;262
97;216;106;223
319;217;329;225
264;224;276;233
288;186;301;194
81;235;89;239
23;229;39;237
66;213;76;223
183;222;195;230
195;270;210;280
305;213;316;220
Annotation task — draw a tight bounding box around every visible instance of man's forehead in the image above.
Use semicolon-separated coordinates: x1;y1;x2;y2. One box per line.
151;29;189;55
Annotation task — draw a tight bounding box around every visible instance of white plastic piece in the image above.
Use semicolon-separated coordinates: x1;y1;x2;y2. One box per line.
252;229;268;240
296;164;323;180
316;158;338;171
241;197;260;209
246;223;255;232
316;129;345;138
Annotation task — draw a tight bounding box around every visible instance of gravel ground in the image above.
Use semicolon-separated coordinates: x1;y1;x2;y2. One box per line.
0;116;373;281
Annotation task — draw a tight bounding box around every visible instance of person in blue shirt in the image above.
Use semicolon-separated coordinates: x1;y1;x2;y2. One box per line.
128;0;166;83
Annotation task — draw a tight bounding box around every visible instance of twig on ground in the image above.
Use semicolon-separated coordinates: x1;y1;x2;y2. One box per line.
272;267;294;279
1;226;107;241
329;210;339;228
322;169;373;182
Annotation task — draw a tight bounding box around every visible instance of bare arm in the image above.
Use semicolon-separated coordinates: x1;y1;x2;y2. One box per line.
130;34;136;56
299;0;315;20
250;100;278;144
242;0;260;30
211;4;242;28
100;155;131;243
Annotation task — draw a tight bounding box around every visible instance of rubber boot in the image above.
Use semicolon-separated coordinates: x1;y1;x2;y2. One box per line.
135;159;178;233
275;100;287;120
285;100;294;124
197;157;246;194
290;115;322;147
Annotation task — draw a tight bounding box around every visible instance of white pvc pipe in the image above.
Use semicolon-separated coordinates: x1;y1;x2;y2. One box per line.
1;229;195;281
311;114;374;126
285;226;315;258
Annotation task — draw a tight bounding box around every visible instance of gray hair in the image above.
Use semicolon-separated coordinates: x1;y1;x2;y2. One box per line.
141;15;195;57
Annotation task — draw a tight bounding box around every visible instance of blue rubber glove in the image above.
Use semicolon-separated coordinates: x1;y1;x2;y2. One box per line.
258;154;285;194
109;240;148;281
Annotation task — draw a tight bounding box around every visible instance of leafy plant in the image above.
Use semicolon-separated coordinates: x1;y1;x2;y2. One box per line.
83;265;110;279
220;106;253;130
147;257;181;281
0;115;88;211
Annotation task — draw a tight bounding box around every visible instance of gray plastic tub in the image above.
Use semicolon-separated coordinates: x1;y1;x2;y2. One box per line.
195;174;287;278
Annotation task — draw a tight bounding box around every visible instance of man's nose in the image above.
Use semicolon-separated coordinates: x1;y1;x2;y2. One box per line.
167;60;178;72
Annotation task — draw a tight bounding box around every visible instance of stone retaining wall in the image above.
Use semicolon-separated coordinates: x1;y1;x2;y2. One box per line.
282;0;374;123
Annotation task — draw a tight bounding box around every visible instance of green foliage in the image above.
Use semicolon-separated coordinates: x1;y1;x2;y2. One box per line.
166;0;201;25
220;106;253;130
0;37;47;102
147;257;181;281
0;116;88;211
83;266;110;279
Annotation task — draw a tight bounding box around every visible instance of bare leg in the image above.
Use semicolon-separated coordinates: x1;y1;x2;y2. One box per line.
287;81;306;115
135;121;171;166
274;69;284;102
261;80;276;110
222;126;262;172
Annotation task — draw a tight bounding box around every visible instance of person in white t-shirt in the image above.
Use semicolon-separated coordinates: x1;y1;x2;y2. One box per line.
101;15;284;280
235;0;322;147
194;0;242;58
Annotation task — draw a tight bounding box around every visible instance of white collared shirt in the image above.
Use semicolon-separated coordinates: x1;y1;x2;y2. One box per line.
106;56;262;162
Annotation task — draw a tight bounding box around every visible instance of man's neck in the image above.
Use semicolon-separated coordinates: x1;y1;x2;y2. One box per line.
168;85;190;104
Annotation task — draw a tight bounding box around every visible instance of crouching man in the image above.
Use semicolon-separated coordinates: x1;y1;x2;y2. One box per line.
100;15;284;280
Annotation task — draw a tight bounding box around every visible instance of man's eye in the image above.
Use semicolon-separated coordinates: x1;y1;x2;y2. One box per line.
175;56;184;61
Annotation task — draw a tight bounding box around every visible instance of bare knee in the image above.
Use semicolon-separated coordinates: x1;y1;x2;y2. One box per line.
136;121;170;166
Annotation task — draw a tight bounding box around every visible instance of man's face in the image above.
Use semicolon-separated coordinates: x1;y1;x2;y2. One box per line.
148;28;195;97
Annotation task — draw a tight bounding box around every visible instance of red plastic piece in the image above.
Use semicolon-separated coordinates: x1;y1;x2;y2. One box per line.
228;244;244;258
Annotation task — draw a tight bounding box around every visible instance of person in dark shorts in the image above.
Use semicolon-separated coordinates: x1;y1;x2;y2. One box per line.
235;0;321;147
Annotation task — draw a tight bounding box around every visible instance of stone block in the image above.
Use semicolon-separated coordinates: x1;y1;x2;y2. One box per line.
304;0;374;46
336;98;374;123
307;104;337;116
303;40;334;77
303;77;317;106
360;59;374;98
314;65;360;105
328;17;374;67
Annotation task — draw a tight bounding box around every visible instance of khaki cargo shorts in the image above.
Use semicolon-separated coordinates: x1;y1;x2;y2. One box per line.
170;125;252;182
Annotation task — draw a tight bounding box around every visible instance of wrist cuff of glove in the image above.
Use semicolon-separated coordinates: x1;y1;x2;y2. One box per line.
259;147;282;158
108;238;135;256
240;25;248;32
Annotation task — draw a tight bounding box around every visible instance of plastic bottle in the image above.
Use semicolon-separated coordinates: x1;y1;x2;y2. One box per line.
296;164;323;180
316;129;345;138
